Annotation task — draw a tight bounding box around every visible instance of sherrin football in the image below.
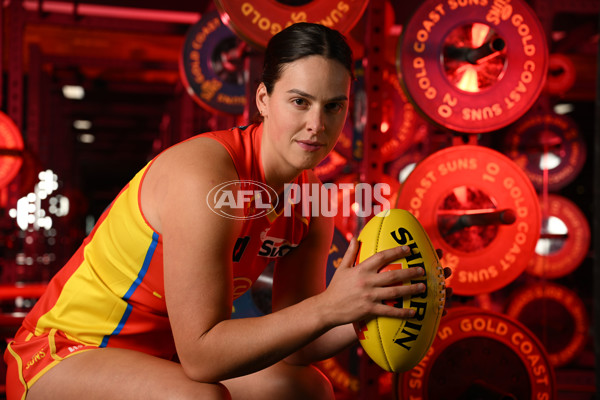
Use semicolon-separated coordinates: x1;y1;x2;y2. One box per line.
353;209;446;372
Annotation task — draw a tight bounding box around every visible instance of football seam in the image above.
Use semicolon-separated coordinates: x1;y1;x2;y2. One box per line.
375;214;394;372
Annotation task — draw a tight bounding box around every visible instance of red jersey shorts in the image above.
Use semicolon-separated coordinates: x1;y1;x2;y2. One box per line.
4;327;96;400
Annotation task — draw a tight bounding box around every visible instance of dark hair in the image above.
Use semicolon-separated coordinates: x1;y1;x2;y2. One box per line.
261;23;354;93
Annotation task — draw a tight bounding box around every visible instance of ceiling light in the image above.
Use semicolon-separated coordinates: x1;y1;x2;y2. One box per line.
78;133;95;144
553;103;574;115
73;120;92;130
62;85;85;100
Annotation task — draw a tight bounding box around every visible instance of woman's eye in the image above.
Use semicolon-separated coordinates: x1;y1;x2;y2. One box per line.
293;98;307;107
326;103;344;113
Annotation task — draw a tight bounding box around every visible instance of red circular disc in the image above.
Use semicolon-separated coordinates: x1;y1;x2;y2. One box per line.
396;145;541;296
506;282;589;367
504;110;586;192
376;65;421;162
397;0;548;133
545;53;577;95
398;307;556;400
214;0;369;50
180;11;247;115
336;63;426;164
0;111;24;188
526;194;590;279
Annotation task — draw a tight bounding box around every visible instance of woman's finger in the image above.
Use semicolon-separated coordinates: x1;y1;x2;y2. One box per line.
337;237;360;270
372;266;425;287
356;245;412;273
436;248;443;259
443;266;452;279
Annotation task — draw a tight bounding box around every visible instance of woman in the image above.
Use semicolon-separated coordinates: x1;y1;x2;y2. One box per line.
5;23;436;399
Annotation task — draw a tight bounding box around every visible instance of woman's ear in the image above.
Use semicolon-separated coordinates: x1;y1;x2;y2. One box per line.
256;82;268;117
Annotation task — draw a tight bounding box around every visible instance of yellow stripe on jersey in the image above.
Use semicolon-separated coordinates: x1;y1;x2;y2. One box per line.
33;163;162;346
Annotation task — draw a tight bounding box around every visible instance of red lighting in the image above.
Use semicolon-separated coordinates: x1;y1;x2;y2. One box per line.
21;1;201;23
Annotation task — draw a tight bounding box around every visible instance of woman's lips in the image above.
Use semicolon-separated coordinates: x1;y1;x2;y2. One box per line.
296;140;324;152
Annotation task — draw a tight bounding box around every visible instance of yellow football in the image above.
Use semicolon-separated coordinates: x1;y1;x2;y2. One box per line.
353;209;446;372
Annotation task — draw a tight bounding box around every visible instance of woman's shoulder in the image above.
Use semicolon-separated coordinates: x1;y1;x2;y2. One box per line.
140;134;240;232
143;134;238;199
159;135;234;173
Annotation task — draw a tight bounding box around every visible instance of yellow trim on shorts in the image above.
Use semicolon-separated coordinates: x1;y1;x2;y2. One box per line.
24;329;97;389
28;330;65;387
48;329;63;361
6;342;28;400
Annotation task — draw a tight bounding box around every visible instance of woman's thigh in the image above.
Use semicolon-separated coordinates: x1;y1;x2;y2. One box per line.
223;361;334;400
26;348;230;400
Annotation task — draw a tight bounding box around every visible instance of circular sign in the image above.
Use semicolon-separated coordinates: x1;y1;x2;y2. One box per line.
180;11;247;115
375;65;421;162
526;194;590;279
545;53;576;95
397;307;556;400
0;111;24;189
397;0;548;133
396;145;541;296
506;282;589;367
339;63;425;164
214;0;369;51
504;110;586;192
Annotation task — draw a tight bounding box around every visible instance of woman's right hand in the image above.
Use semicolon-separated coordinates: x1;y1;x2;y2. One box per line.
318;238;427;327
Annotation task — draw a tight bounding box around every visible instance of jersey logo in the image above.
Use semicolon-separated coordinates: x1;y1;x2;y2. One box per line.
258;239;297;257
233;236;250;262
232;277;253;299
257;228;298;258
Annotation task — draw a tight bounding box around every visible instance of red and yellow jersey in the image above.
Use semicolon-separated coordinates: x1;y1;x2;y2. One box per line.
16;123;311;359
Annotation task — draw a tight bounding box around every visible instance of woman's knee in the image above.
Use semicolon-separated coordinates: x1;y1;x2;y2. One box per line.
179;382;231;400
273;363;334;400
223;362;333;400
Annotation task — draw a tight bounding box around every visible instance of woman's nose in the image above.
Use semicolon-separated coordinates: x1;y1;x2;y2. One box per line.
307;109;325;133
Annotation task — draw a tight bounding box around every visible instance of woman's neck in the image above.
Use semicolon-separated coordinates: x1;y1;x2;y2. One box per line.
260;126;303;195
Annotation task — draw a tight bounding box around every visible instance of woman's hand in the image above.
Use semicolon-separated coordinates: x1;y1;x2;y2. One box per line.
317;238;427;328
436;248;453;315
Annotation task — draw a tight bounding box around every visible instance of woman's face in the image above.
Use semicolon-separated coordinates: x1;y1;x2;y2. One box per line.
257;55;352;176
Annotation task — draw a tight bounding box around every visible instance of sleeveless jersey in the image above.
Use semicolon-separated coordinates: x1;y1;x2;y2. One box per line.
14;123;312;359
